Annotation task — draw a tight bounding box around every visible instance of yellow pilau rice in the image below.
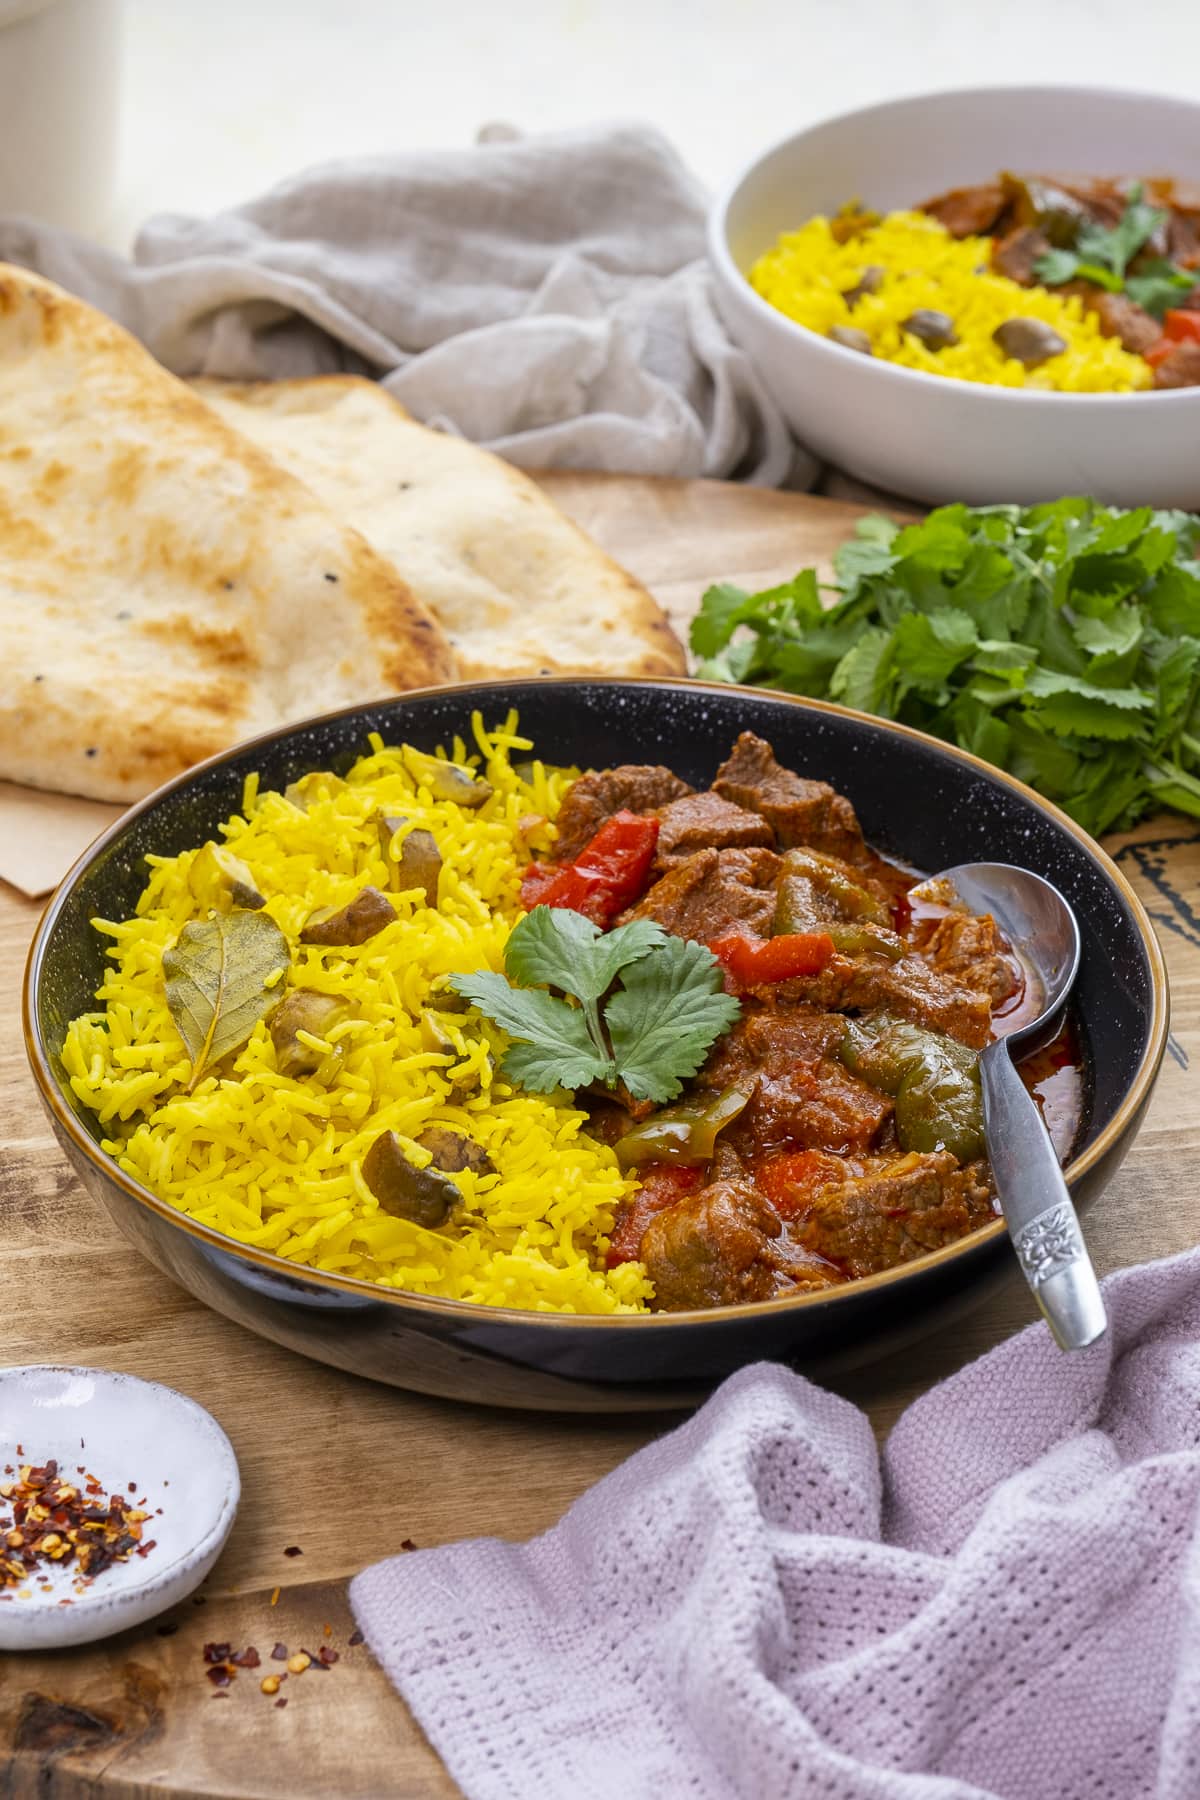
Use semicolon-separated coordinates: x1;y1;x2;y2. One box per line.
749;210;1152;392
62;713;653;1315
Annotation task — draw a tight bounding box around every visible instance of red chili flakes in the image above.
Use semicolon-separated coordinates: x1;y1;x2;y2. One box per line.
282;1545;303;1558
400;1538;418;1553
348;1628;364;1647
275;1697;288;1709
0;1458;157;1594
271;1642;289;1661
201;1642;263;1689
317;1646;339;1667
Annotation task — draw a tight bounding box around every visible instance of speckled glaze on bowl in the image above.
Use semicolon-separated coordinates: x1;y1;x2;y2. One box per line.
0;1366;238;1650
708;85;1200;507
25;680;1168;1411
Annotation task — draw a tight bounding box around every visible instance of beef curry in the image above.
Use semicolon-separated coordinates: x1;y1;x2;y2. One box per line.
528;733;1083;1312
921;171;1200;388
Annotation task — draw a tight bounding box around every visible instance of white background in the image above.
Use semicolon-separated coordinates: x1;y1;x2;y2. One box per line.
100;0;1200;248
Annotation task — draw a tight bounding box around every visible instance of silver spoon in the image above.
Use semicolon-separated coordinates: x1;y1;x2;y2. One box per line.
912;861;1106;1352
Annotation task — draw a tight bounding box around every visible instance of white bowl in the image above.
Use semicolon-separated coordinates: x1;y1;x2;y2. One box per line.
0;1366;239;1650
708;85;1200;508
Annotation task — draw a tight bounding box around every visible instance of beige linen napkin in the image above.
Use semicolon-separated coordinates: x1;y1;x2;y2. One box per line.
0;122;807;488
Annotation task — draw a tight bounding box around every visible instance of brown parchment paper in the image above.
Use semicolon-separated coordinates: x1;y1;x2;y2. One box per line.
0;781;124;899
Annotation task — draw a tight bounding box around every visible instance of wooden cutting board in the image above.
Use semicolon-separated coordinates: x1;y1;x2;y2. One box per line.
1;472;1197;1800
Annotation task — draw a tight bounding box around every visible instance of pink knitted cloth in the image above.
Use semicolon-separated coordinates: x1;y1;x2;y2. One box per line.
351;1250;1200;1799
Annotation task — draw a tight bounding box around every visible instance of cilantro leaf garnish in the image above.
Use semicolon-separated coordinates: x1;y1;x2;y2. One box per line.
605;935;743;1102
454;973;607;1092
450;908;741;1104
1031;182;1193;320
691;499;1200;837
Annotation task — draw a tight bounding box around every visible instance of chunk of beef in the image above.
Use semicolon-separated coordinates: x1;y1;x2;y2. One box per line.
714;734;865;862
1153;341;1200;390
641;1179;781;1310
751;1057;893;1156
702;1009;848;1087
990;225;1050;286
921;911;1019;1010
1037;174;1125;231
792;1151;995;1276
1167;212;1200;270
654;791;775;867
552;765;692;862
715;1014;891;1146
921;182;1007;238
768;953;993;1049
622;846;781;943
700;1010;891;1155
1084;291;1161;356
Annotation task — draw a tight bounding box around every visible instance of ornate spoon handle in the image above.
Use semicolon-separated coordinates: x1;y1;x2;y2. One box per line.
979;1039;1107;1351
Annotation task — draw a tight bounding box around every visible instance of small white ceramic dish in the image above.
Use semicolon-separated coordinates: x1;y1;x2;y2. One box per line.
708;85;1200;508
0;1366;239;1650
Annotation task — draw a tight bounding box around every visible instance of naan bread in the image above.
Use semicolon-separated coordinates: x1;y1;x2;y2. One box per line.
0;266;456;803
190;376;686;682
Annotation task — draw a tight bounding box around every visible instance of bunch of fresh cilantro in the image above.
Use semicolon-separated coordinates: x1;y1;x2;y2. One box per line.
691;498;1200;837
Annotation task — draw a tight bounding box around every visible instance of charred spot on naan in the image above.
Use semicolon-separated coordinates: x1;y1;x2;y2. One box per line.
140;616;256;671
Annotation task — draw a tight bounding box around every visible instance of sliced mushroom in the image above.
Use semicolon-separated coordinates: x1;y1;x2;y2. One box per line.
901;308;959;351
842;264;884;307
376;811;408;868
285;771;347;810
269;990;346;1077
190;842;265;912
427;977;470;1014
416;1126;495;1177
300;885;396;947
992;317;1067;368
397;829;443;904
409;752;493;809
362;1130;459;1227
376;812;442;902
827;325;873;355
418;1008;456;1055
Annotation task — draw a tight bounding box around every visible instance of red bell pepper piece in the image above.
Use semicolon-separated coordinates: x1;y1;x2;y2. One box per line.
606;1162;705;1266
1145;310;1200;369
753;1148;849;1220
710;930;835;989
1164;310;1200;345
520;811;659;926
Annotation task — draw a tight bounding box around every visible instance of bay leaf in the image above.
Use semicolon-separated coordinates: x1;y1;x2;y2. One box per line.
163;911;290;1091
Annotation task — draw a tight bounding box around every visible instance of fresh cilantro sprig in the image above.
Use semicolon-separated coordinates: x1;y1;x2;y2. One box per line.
691;499;1200;838
450;907;741;1103
1032;183;1195;319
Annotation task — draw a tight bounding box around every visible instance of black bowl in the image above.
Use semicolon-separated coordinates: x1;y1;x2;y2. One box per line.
26;679;1168;1411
